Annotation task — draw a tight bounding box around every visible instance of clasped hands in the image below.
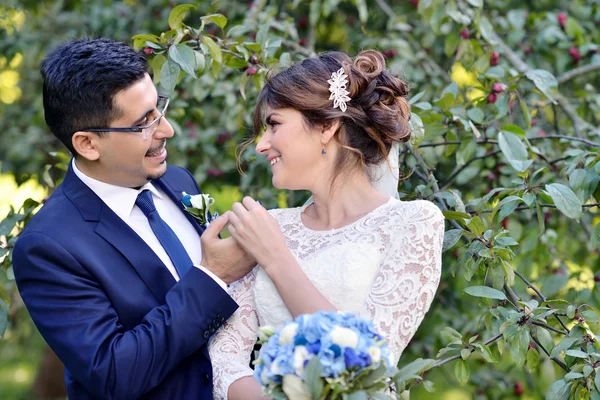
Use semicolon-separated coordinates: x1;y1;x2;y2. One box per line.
200;196;290;284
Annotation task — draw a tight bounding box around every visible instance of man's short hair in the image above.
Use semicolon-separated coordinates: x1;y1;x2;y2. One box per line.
41;38;149;155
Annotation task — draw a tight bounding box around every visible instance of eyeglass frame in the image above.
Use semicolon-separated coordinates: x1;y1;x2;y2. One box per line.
80;95;170;139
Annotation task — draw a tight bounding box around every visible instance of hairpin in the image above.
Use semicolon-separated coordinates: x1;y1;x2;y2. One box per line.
327;67;351;112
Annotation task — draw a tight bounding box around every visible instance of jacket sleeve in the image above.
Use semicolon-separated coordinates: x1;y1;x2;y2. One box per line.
13;231;238;400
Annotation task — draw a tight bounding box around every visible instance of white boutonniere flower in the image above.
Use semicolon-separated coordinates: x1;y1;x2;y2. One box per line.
181;192;218;227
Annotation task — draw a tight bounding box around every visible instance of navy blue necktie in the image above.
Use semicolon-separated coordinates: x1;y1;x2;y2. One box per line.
135;190;192;278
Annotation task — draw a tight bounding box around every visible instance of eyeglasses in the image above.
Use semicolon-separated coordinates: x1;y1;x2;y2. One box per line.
82;96;170;140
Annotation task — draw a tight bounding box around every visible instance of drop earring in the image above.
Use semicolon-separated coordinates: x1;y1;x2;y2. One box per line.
321;145;326;155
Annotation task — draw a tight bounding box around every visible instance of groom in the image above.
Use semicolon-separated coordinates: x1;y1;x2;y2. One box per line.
12;38;255;399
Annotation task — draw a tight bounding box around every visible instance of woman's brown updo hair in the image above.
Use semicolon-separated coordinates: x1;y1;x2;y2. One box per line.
241;50;411;188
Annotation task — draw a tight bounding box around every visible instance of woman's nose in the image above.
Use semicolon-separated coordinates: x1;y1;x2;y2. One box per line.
255;132;271;155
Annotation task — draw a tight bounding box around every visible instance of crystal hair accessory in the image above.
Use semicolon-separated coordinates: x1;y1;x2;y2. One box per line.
327;67;351;112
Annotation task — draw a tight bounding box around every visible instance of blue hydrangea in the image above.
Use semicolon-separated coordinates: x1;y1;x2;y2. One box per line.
254;310;391;390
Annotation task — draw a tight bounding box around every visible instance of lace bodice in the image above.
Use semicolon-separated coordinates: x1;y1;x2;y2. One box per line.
208;198;445;399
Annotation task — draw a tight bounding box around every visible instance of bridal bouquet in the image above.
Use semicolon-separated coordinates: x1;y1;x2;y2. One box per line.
253;311;393;399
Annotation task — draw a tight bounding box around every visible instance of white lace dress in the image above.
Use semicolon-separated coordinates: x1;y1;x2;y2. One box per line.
208;198;445;399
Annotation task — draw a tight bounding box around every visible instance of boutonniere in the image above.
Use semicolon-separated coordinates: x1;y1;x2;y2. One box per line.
181;192;218;227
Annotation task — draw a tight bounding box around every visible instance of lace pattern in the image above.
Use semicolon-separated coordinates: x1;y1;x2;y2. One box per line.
208;198;445;399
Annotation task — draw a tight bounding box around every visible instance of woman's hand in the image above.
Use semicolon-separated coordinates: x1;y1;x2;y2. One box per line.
227;196;294;271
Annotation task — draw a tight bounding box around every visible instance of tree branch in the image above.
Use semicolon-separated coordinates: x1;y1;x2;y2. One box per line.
375;0;395;20
488;30;598;137
431;334;503;368
557;63;600;84
531;320;568;335
530;335;570;372
440;150;501;191
420;135;600;149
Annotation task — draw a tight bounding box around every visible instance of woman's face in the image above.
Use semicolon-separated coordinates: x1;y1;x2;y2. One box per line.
255;107;327;190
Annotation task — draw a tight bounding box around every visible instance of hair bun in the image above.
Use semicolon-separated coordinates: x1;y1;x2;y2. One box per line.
353;50;385;78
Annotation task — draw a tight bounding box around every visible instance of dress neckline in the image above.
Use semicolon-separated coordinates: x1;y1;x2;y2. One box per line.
297;197;396;233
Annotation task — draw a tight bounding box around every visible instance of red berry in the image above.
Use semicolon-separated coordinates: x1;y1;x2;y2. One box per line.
460;29;470;39
383;49;397;59
553;269;565;275
558;12;567;29
514;381;524;396
216;132;233;145
298;38;307;47
487;92;498;103
347;16;357;25
490;51;500;66
569;47;581;60
189;130;197;138
531;118;538;126
298;15;309;29
249;55;259;64
492;82;503;93
144;47;155;55
537;129;547;137
246;66;257;76
594;274;600;282
487;172;496;182
501;218;508;229
206;168;224;177
409;0;419;5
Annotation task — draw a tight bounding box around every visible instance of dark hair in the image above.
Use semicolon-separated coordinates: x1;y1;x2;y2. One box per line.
241;50;410;188
41;38;149;155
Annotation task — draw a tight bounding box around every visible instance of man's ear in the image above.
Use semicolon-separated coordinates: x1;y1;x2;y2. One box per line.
320;120;341;145
72;131;101;161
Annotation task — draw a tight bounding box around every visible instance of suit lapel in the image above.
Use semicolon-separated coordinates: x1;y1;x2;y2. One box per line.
153;177;206;236
63;165;176;303
95;205;176;303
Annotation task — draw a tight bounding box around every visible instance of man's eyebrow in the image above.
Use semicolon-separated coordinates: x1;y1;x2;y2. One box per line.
132;107;154;125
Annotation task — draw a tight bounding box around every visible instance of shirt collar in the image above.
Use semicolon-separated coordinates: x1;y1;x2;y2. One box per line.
72;159;163;221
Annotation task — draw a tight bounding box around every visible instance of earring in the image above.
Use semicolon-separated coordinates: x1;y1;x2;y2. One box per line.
321;145;326;155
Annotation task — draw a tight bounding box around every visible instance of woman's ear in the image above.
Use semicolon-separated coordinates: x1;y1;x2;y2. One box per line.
72;131;101;161
320;120;341;145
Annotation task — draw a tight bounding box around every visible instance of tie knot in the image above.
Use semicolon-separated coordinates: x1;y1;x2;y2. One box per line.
136;190;156;216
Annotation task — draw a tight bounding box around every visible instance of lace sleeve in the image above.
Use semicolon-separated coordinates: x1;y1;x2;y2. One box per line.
361;200;445;365
209;268;259;399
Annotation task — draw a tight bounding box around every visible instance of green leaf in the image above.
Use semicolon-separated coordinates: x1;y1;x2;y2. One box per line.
194;51;205;72
520;98;532;128
498;131;532;172
202;35;222;63
454;359;470;386
168;4;196;29
536;327;555;354
435;82;458;109
362;362;388;387
545;183;582;220
550;336;578;358
479;16;494;42
441;326;462;342
201;13;227;29
168;44;197;78
473;343;497;363
460;348;471;360
159;58;180;94
442;211;470;220
501;124;526;137
442;229;463;252
0;213;24;236
0;300;8;338
565;350;588;359
466;216;484;236
409;113;425;147
456;139;476;166
543;274;569;297
527;347;540;370
466;0;483;7
545;379;571;400
464;286;507;300
525;69;558;103
305;357;324;398
347;391;369;400
239;71;250;100
467;108;484;124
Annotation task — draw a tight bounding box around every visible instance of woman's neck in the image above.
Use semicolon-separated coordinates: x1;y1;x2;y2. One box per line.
302;171;389;230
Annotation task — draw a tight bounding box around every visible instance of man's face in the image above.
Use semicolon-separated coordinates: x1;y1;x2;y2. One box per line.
93;74;174;188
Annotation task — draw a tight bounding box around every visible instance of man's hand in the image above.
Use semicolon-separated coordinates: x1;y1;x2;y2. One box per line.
200;213;256;284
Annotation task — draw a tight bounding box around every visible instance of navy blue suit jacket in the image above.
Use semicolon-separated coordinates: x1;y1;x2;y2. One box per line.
13;164;238;399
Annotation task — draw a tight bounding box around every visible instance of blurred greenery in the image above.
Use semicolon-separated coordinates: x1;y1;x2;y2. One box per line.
2;0;600;399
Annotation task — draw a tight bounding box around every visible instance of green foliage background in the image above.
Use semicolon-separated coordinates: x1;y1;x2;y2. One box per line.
1;0;600;399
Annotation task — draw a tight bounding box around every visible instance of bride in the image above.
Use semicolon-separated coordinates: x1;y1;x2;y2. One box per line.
208;50;445;399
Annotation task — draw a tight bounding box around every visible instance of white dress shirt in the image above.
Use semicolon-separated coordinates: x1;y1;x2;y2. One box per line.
72;160;226;289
